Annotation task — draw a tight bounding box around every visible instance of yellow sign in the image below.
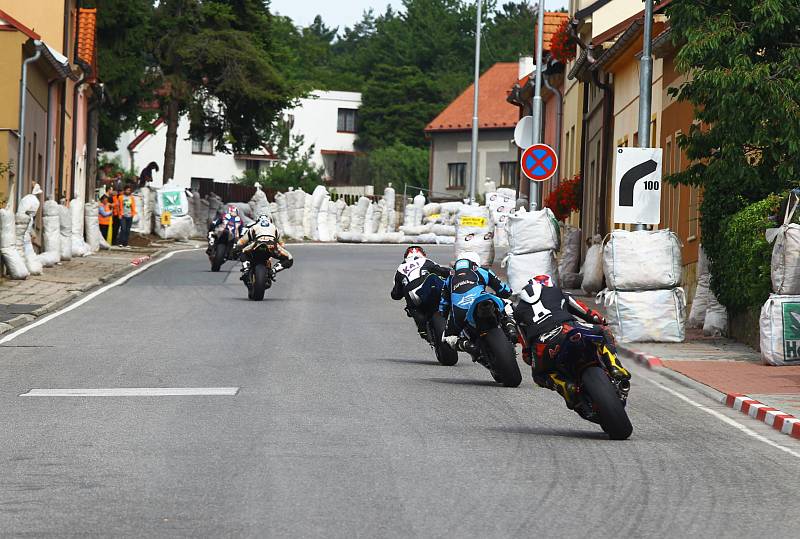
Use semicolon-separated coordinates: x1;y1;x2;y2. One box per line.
161;211;172;226
460;216;487;228
428;213;441;220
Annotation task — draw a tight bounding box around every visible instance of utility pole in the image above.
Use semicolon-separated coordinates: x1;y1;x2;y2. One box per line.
635;0;654;230
530;0;545;210
468;0;483;204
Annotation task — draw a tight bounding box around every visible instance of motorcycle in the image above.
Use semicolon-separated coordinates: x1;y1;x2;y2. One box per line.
456;291;522;387
241;238;276;301
208;221;239;272
521;321;633;440
407;274;458;366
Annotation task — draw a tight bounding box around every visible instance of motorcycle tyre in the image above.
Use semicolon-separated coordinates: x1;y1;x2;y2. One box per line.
484;327;521;387
211;243;226;272
431;313;458;366
581;366;633;440
250;264;268;301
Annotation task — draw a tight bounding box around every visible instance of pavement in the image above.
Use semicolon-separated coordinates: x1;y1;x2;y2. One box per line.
0;244;799;537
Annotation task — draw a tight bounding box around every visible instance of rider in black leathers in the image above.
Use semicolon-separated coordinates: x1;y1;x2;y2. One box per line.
390;246;451;338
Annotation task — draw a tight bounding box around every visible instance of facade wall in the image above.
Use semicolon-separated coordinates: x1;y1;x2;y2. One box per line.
429;129;517;199
0;0;66;48
592;0;643;38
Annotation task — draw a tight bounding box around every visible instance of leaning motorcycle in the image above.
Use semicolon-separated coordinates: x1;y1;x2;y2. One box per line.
241;238;276;301
457;292;522;387
521;322;633;440
409;274;458;366
208;223;237;272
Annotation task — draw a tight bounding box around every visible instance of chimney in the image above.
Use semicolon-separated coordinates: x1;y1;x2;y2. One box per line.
518;55;534;79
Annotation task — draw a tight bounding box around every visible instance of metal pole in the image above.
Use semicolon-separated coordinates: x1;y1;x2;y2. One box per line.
530;0;545;210
468;0;482;204
635;0;654;230
16;41;43;207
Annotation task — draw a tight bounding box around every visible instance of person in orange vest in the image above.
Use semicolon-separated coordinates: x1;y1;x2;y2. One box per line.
111;187;121;245
115;184;137;247
98;194;113;243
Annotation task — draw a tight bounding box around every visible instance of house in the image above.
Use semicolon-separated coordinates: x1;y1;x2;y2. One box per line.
425;62;521;200
110;90;361;190
0;2;96;205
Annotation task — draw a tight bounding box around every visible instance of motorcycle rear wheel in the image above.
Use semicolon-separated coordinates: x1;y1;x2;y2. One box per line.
484;327;521;387
430;313;458;366
581;366;633;440
211;243;226;272
250;264;268;301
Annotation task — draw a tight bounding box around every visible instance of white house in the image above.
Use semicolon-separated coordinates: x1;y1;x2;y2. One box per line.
107;90;362;191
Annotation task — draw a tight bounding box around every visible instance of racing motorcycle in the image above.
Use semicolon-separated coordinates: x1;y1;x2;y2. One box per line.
208;221;239;272
520;322;633;440
409;274;458;366
241;238;276;301
457;292;522;387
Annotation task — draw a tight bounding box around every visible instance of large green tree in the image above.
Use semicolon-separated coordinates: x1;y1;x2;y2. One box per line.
667;0;800;308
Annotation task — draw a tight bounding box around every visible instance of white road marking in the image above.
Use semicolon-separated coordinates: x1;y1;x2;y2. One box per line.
0;248;200;346
20;387;239;397
641;376;800;459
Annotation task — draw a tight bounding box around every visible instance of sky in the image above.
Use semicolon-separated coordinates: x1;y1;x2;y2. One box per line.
270;1;569;32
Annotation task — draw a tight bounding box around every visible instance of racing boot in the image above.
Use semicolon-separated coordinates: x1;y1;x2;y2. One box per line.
501;314;519;343
602;345;631;382
206;232;215;255
457;336;480;360
548;372;579;410
240;260;251;282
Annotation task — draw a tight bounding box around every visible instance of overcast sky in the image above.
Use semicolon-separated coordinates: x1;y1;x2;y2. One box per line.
270;1;569;31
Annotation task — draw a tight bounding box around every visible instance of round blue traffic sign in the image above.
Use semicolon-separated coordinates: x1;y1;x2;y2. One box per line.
521;144;558;182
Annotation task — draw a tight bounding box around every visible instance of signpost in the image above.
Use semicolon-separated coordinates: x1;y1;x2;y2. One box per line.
513;116;534;149
613;147;663;225
521;143;558;183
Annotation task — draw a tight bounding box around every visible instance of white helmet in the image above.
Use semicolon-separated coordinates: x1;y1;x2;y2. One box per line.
455;251;481;269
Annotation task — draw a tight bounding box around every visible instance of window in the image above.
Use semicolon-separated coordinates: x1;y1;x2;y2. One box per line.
285;114;295;129
246;160;261;173
448;163;466;188
192;133;214;155
565;131;571;177
569;126;576;175
337;108;357;133
499;161;518;187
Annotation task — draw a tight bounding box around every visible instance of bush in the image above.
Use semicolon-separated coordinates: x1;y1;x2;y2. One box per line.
713;193;781;314
352;143;429;193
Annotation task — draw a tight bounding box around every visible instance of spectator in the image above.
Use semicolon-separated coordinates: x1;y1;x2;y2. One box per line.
115;185;137;247
98;195;113;243
113;172;125;192
111;187;121;245
138;161;159;189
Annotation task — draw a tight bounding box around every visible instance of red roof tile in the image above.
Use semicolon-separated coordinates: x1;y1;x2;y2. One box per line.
77;8;97;82
536;12;569;53
425;62;520;133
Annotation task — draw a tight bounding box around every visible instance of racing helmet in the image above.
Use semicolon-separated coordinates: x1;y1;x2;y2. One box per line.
454;251;481;270
257;213;271;227
226;205;239;217
531;274;554;287
404;245;426;260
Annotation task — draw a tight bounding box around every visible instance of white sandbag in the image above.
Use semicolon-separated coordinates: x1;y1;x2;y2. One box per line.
83;201;108;252
248;184;270;217
434;235;455;245
403;193;425;227
454;205;494;266
317;198;333;242
17;193;39;215
703;289;728;337
561;272;582;290
399;223;433;235
363;232;404;243
155;183;190;217
322;199;339;242
484;179;497;193
488;190;514;248
687;245;710;328
207;193;224;225
0;208;29;279
430;224;456;237
40;200;61;266
370;202;385;234
273;192;291;238
558;225;581;278
70;199;90;257
15;213;42;275
302;191;314;239
337;231;364;243
379;201;390;233
423;203;442;220
502;251;558;293
156;214;194;240
386;208;397;232
285;188;306;239
769;198;800;295
581;235;604;294
58;205;72;261
603;229;682;291
364;202;375;234
308;186;327;240
599;288;686;343
383;186;396;209
507;207;560;255
188;190;208;238
339;204;352;234
760;294;800;365
350;197;371;233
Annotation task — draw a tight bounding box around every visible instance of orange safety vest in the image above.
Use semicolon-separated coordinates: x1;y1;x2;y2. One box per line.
115;194;137;218
98;202;112;225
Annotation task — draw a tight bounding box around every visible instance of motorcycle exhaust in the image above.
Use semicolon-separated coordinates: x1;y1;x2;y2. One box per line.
617;379;631;396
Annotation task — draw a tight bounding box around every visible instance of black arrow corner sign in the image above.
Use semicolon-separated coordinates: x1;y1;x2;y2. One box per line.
618;159;658;207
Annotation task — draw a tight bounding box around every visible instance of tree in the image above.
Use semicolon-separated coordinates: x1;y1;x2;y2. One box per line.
666;0;800;308
352;143;430;193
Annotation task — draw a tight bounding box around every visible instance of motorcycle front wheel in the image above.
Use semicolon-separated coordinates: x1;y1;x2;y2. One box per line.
483;327;521;387
211;242;227;272
430;313;458;366
581;366;633;440
250;264;268;301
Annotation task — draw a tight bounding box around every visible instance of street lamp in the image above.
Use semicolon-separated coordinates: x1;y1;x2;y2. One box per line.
468;0;483;204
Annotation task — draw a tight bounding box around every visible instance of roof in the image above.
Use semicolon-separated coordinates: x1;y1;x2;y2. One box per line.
77;8;98;82
537;12;569;53
425;63;520;133
0;8;41;40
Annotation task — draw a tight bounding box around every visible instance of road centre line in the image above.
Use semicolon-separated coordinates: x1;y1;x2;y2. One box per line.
20;387;239;397
0;248;200;346
641;375;800;459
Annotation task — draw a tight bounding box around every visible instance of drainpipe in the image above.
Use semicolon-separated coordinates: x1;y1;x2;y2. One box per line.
543;71;563;186
16;40;43;207
69;68;87;201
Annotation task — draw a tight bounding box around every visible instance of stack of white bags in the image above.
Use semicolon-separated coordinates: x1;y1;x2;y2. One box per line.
597;229;686;343
686;245;728;337
761;195;800;365
501;207;560;292
485;188;516;248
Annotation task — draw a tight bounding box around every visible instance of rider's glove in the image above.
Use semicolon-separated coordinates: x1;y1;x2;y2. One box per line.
588;310;607;325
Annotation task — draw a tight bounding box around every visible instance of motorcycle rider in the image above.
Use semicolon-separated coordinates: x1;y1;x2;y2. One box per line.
513;274;630;408
207;205;244;254
439;251;515;355
390;246;451;339
234;213;293;281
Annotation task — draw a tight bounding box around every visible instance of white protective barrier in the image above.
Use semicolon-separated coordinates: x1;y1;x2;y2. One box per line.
760;294;800;365
273;192;291;238
16;213;43;275
40;200;61;266
84;200;110;252
507;207;560;255
768;198;800;295
454;205;494;266
302;190;314;239
286;188;307;240
703;288;728;337
502;250;558;293
308;185;328;241
248;184;270;218
70;199;90;257
188;190;208;238
339;204;352;234
0;208;29;279
688;245;710;328
486;188;515;247
132;187;154;235
581;235;604;294
58;204;72;261
603;229;682;291
318;198;334;242
337;231;363;243
157;214;195;240
349;197;371;234
558;225;581;276
206;193;224;225
383;186;397;232
599;288;687;343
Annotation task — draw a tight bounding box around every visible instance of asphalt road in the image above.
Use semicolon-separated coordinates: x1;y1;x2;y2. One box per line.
1;244;799;538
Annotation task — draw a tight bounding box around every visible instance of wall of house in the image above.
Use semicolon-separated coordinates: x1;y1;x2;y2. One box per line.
429;129;516;200
0;32;25;202
592;0;643;38
287;90;361;176
582;80;607;238
0;0;67;49
20;62;48;198
71;85;89;202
